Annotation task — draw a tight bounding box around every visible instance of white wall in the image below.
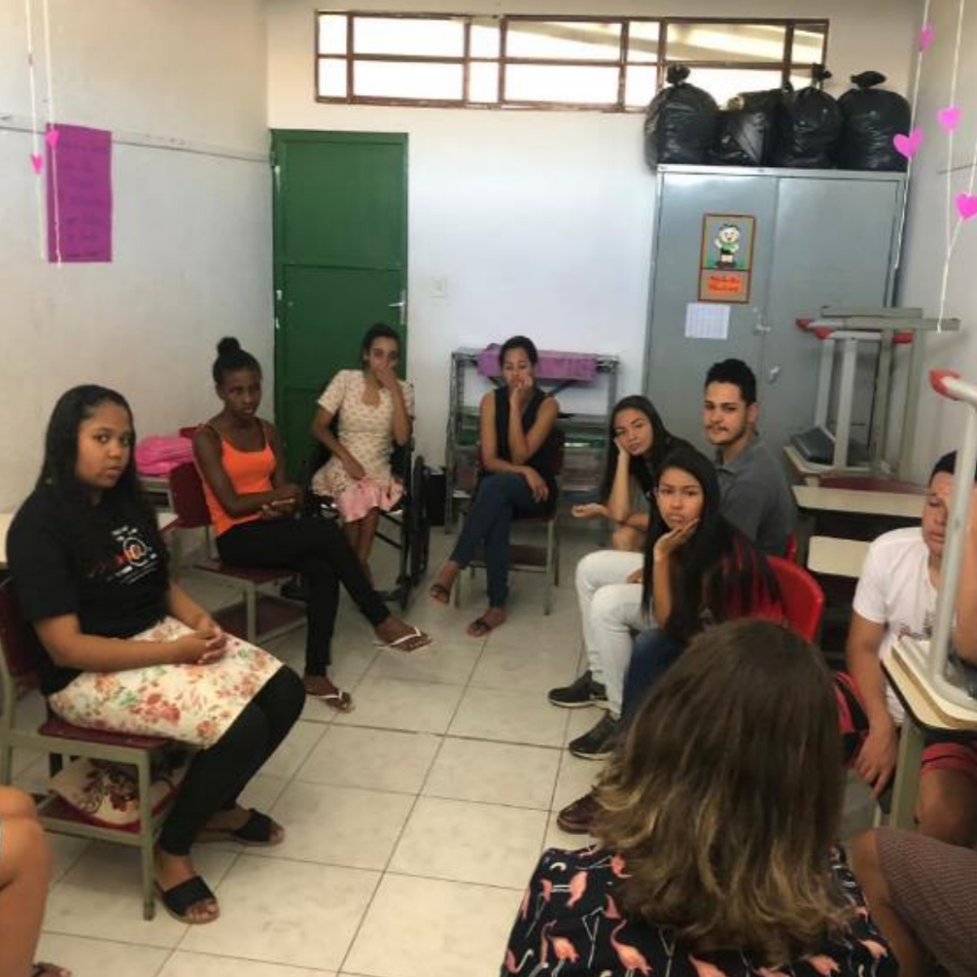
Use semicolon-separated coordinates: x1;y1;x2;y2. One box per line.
894;1;977;480
0;0;271;508
267;0;917;465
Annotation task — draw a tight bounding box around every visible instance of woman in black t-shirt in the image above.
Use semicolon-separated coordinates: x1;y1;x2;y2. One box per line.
428;336;560;637
8;386;305;926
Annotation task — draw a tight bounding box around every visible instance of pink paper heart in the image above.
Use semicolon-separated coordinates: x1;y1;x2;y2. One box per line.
893;129;923;160
30;153;43;174
938;106;961;132
920;23;935;51
45;128;59;148
956;193;977;221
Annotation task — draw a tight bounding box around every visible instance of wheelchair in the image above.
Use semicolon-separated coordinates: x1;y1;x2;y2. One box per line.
301;435;431;610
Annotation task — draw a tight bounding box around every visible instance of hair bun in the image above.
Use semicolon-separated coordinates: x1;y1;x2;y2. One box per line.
217;337;242;356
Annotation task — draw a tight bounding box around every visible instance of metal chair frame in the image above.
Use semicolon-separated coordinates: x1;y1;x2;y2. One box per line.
0;579;174;919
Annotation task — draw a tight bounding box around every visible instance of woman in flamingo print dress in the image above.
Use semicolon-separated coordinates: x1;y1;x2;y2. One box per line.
501;620;895;977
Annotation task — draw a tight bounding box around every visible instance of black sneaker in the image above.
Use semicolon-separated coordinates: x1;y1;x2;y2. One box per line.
568;713;621;760
548;670;608;709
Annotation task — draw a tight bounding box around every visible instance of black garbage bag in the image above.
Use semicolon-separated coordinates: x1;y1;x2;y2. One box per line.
773;66;842;168
711;88;786;167
643;65;718;167
837;70;911;171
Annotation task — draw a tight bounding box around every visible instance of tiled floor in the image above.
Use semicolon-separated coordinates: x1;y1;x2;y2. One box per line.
14;525;876;977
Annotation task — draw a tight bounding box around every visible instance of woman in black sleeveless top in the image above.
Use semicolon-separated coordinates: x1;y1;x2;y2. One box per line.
430;336;560;636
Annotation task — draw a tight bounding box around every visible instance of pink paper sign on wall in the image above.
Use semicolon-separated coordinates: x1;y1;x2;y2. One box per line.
46;124;113;263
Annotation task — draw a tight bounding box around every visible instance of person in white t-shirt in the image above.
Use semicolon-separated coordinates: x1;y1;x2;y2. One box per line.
838;451;977;847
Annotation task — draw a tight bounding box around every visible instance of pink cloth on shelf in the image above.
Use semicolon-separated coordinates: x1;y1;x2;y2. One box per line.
135;435;195;476
476;346;599;382
335;477;404;522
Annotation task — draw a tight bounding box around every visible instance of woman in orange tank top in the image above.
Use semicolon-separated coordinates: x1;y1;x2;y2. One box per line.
194;338;431;711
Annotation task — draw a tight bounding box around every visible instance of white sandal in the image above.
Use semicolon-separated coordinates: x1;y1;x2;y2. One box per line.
374;626;432;653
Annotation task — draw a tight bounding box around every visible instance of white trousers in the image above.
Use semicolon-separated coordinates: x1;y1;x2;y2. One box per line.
575;549;650;716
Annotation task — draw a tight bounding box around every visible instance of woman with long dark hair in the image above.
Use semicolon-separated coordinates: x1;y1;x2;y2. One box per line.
550;446;780;763
506;620;894;977
429;336;560;637
572;395;688;552
310;323;413;579
8;385;305;925
194;338;431;712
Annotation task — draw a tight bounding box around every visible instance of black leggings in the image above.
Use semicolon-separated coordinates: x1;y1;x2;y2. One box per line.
158;666;304;856
217;517;391;675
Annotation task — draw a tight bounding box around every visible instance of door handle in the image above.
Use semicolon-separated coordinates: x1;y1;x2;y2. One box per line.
388;290;407;327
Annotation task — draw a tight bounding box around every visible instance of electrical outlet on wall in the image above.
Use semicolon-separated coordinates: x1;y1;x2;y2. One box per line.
432;276;448;299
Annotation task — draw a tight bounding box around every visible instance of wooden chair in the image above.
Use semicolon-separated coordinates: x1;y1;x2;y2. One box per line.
767;556;825;642
455;430;565;615
0;579;174;919
167;462;304;644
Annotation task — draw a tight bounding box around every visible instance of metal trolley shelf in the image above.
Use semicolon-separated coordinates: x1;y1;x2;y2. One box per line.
443;347;620;531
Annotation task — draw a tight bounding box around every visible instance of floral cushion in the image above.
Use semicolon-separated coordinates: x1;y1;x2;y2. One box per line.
49;752;189;832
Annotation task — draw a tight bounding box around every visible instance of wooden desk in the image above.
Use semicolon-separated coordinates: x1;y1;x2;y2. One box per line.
793;485;923;520
0;511;176;570
806;536;868;579
882;639;977;830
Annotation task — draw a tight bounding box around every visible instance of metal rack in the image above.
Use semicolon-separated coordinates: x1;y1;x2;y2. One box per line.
443;347;620;531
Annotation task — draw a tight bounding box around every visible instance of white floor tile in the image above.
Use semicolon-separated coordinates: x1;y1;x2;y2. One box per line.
334;678;464;734
344;874;522;977
179;856;379;970
253;780;413;870
423;738;559;810
543;811;596;852
45;843;237;947
366;637;482;686
469;638;582;692
449;687;568;747
259;720;326;779
35;932;169;977
297;726;441;794
390;796;546;888
552;753;602;811
161;951;334;976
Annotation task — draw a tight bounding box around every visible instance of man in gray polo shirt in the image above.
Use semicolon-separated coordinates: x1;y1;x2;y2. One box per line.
703;358;796;555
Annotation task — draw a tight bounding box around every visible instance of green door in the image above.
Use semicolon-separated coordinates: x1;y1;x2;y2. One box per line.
272;130;408;477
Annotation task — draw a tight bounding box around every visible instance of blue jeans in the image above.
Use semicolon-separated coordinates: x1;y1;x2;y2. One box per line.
450;472;549;608
621;629;684;724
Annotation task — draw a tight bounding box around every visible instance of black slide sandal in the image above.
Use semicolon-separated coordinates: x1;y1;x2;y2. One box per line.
156;875;218;924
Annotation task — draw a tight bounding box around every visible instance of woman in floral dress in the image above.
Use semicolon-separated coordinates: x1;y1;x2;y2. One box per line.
311;324;414;580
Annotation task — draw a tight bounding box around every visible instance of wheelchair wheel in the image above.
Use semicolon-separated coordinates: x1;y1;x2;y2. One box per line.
409;456;431;585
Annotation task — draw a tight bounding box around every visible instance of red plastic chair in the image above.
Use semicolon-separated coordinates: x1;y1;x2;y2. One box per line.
784;533;799;564
767;556;825;642
167;463;303;644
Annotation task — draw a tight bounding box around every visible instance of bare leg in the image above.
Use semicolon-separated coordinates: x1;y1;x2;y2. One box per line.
916;768;977;846
430;561;461;602
343;520;361;557
850;831;927;977
356;509;380;580
611;525;645;552
0;787;68;977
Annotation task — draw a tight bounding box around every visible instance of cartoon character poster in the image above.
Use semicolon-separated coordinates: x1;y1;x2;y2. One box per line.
698;214;755;303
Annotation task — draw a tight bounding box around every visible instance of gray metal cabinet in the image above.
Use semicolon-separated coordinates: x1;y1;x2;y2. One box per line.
642;165;905;453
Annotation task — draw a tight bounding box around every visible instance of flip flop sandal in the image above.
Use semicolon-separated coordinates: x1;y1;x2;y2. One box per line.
32;965;70;977
428;583;451;604
374;626;432;653
466;616;498;638
155;875;219;924
313;688;355;713
197;808;285;847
